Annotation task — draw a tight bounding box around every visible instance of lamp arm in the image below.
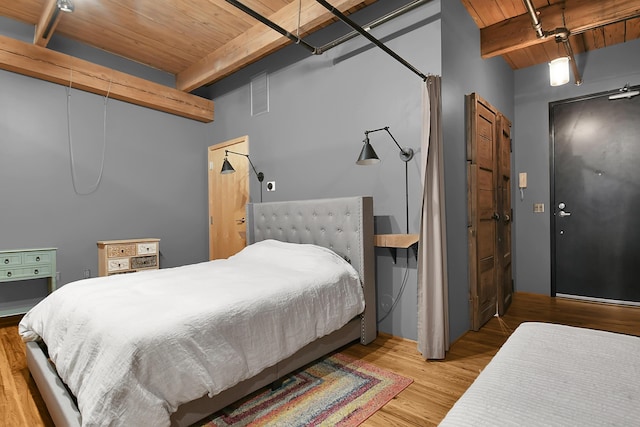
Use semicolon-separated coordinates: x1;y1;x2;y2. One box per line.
225;150;265;182
383;127;411;157
364;127;414;161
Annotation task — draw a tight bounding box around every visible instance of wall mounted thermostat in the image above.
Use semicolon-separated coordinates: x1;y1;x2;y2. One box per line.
519;172;527;188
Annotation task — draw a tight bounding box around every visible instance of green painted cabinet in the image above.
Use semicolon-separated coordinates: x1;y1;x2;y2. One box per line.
0;248;57;317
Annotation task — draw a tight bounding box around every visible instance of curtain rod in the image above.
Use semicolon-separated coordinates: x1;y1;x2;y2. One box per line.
314;0;429;81
225;0;432;80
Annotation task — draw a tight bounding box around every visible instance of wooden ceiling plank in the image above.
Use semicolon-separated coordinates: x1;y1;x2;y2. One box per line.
176;0;367;91
592;27;606;49
460;0;487;28
0;35;214;123
502;48;535;69
480;0;640;58
496;0;526;22
604;21;626;47
627;16;640;40
33;0;60;47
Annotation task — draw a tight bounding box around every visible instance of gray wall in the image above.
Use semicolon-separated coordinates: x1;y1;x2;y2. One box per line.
0;22;209;305
441;1;514;342
513;38;640;295
205;1;442;340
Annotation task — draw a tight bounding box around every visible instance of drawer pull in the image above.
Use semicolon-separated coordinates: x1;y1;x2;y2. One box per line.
34;269;39;275
6;271;11;277
4;259;8;264
36;256;40;262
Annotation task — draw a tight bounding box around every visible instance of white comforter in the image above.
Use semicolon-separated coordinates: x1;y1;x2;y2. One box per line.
19;240;365;427
439;322;640;426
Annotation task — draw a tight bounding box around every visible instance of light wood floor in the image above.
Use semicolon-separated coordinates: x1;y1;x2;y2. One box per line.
2;292;640;426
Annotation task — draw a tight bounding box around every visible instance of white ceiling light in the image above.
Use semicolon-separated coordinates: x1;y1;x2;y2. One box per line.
549;57;570;86
57;0;75;13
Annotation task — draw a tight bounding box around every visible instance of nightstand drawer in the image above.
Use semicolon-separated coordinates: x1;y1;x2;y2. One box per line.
1;253;22;266
23;251;53;265
137;242;157;255
1;265;52;280
107;244;136;258
107;258;130;272
131;255;157;269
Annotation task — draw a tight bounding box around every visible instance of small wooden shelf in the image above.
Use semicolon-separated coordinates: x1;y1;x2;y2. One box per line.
374;234;419;263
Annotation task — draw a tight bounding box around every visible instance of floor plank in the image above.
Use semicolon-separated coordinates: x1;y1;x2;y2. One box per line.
2;292;639;426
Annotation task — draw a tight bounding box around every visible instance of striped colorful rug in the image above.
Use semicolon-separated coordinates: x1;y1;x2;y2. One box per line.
197;352;413;427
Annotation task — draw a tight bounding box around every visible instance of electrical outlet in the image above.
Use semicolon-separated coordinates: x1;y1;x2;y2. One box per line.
83;268;91;279
266;181;276;192
56;271;61;282
533;203;545;213
380;294;393;313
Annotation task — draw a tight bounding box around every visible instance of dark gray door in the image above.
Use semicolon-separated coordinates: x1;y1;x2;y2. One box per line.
551;88;640;302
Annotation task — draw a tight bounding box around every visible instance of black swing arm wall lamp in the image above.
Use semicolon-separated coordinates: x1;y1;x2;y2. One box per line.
221;150;265;202
356;127;414;165
356;126;414;234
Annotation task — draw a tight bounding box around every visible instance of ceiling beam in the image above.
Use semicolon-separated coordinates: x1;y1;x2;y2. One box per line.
481;0;640;58
176;0;365;91
0;35;214;123
34;0;60;47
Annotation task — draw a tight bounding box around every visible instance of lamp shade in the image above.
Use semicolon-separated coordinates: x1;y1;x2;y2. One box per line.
220;157;235;174
549;57;570;86
356;140;380;165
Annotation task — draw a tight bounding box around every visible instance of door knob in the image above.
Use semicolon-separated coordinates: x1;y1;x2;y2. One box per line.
236;217;246;224
492;212;501;221
559;211;571;217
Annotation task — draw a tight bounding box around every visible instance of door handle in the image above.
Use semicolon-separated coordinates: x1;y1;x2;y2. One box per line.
503;213;511;223
492;212;500;221
559;211;571;217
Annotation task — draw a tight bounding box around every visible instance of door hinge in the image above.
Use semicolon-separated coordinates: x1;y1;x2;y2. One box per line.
209;161;213;171
210;216;213;225
510;138;513;153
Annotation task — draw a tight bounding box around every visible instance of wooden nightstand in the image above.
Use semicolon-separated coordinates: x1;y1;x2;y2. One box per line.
97;238;160;276
0;248;57;317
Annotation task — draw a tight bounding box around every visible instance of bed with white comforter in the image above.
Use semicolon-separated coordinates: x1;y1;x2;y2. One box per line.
439;322;640;426
19;239;365;427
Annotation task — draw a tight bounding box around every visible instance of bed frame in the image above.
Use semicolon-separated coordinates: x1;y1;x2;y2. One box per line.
25;196;376;427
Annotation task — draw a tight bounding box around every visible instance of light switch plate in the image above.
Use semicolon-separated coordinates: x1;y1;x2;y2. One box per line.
533;203;544;213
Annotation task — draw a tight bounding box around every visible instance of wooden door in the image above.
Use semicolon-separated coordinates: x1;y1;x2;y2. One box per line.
467;94;498;330
467;93;512;330
208;136;250;260
497;114;513;315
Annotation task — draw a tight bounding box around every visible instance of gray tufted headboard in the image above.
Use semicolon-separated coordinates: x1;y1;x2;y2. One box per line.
246;196;376;344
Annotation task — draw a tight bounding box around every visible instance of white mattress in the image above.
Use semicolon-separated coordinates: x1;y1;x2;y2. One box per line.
19;240;365;427
439;322;640;427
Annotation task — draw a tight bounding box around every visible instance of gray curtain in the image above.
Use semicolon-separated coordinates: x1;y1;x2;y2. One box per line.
417;75;449;359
